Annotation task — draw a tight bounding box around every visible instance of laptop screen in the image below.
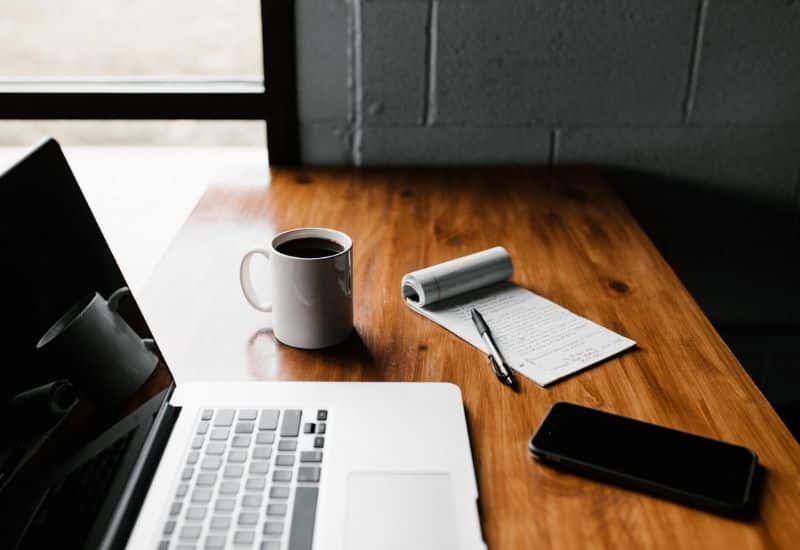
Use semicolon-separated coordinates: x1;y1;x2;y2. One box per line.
0;140;175;549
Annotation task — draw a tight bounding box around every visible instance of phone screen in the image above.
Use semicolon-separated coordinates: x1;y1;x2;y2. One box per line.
530;403;757;508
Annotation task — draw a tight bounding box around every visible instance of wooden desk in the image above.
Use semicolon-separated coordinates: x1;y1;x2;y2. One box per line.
141;167;800;549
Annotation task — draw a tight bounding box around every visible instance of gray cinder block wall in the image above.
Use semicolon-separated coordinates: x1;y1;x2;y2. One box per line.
294;0;800;324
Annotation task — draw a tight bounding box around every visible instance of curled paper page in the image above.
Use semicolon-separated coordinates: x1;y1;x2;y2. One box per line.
401;246;636;386
401;246;513;307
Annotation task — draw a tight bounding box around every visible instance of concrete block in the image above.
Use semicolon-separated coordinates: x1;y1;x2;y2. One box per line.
559;127;800;323
436;1;697;125
300;122;352;165
361;0;429;125
296;0;350;121
559;127;799;207
692;0;800;123
360;126;550;165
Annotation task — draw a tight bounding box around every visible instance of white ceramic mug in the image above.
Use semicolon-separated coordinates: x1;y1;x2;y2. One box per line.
239;227;353;349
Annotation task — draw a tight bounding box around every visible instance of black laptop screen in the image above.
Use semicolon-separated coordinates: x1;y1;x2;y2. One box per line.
0;140;174;549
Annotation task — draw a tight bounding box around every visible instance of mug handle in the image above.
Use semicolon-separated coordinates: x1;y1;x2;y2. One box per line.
108;287;131;312
240;248;273;312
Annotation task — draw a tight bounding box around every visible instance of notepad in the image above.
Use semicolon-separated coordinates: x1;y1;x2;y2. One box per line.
401;247;636;386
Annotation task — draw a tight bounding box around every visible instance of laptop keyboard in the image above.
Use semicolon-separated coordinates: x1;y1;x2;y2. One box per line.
159;408;328;550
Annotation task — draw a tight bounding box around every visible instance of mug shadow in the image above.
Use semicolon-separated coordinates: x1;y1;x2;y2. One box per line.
246;327;378;380
289;329;375;368
248;327;275;345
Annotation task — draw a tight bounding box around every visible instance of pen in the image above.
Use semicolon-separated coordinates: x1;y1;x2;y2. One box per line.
470;308;517;390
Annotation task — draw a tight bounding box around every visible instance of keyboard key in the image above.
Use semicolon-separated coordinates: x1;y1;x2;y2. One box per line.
256;432;275;445
210;428;230;441
180;525;202;540
197;473;217;486
232;435;252;448
219;481;240;495
300;451;323;463
234;531;255;545
158;541;170;550
235;422;255;434
246;477;266;491
210;516;232;531
242;494;263;508
215;498;236;512
297;466;321;483
288;486;318;550
228;449;248;463
269;486;290;499
273;470;292;483
164;520;176;535
214;409;235;427
201;456;222;470
253;446;272;460
280;410;302;437
239;409;257;420
206;442;225;455
238;511;259;525
276;454;295;467
191;488;212;503
205;535;226;549
167;407;333;550
186;507;207;521
224;464;244;478
259;410;280;431
263;522;284;536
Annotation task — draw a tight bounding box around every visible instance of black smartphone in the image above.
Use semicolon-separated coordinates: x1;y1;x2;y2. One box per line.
528;402;759;513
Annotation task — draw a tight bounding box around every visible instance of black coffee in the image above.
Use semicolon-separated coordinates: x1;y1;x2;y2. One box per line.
276;237;344;258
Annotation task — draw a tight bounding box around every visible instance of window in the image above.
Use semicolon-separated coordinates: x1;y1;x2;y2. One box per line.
0;1;298;161
1;1;263;79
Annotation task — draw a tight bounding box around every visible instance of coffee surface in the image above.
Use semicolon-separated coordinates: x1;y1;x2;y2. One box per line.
276;237;344;258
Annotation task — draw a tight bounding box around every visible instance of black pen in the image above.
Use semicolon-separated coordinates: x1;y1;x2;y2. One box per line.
470;308;517;390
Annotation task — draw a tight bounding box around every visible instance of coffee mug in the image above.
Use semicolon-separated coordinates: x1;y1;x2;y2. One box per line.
239;227;353;349
36;287;159;408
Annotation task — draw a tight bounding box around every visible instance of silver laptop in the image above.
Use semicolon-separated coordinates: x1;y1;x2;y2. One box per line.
0;140;485;550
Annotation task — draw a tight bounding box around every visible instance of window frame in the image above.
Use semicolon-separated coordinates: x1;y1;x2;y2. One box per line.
0;0;299;164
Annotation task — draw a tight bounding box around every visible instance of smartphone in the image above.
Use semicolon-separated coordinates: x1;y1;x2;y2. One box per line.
528;402;759;513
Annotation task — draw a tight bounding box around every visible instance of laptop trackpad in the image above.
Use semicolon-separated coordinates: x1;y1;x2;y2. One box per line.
344;472;459;550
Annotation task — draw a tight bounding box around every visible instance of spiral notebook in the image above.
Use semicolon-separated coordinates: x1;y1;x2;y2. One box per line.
401;247;636;386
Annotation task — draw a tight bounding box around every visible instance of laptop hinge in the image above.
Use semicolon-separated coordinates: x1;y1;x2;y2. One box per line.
98;391;181;550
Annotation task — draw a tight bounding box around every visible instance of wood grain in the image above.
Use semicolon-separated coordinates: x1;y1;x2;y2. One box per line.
141;167;800;549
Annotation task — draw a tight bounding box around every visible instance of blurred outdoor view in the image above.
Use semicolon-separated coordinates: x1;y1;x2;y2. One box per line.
0;1;266;146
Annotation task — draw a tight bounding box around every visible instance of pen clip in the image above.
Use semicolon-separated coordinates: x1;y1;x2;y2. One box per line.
487;354;503;377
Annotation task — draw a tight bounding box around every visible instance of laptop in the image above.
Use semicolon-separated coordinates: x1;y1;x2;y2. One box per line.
0;140;486;550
